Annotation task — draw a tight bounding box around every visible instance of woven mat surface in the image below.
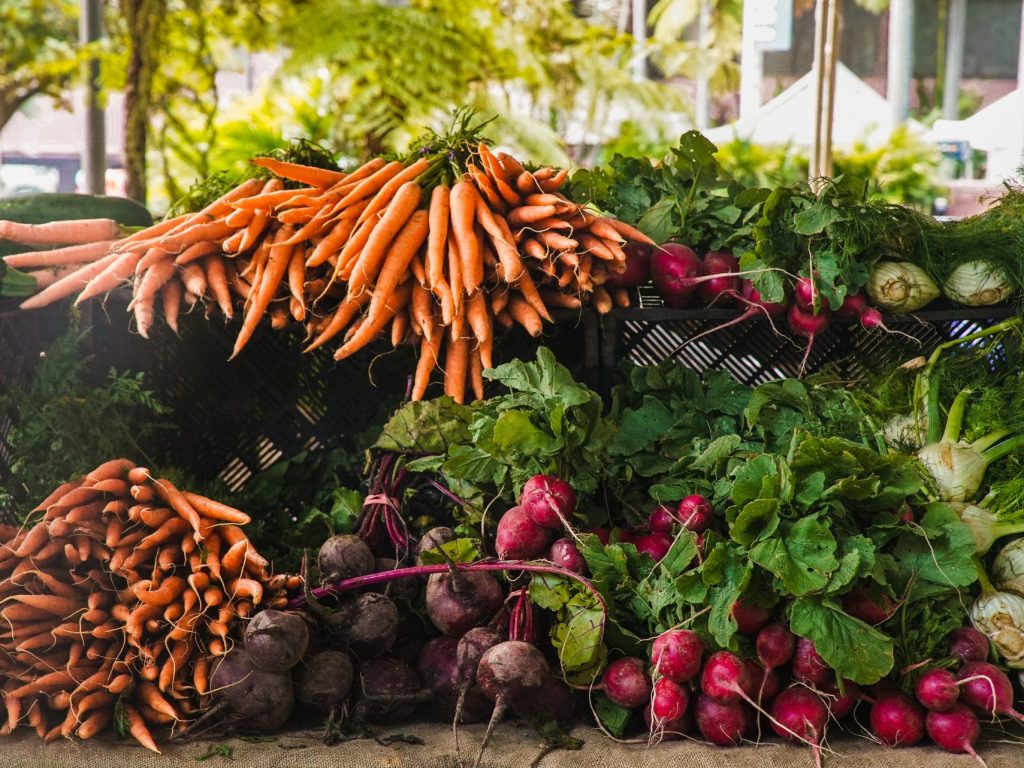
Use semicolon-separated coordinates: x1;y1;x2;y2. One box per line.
2;721;1020;768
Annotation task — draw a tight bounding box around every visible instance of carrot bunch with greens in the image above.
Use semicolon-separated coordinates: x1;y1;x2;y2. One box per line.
9;116;652;402
0;459;292;751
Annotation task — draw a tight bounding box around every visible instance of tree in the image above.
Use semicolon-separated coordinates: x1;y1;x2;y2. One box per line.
0;0;82;133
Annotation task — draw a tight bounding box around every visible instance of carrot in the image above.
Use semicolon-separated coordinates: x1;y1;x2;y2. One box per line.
171;240;218;266
424;185;451;291
411;282;434;342
28;480;82;514
180;493;250;525
231;186;316;212
158;640;192;692
474;198;524;282
450;182;482;294
468;167;506;212
333;282;412;361
228;577;263;604
411;330;443;401
250;156;345;187
74;707;112;739
508;205;559;227
491;289;510;315
465;291;493;369
516;171;538;194
365;210;429;324
131;259;177;307
443;334;470;405
447;226;464;316
149;478;203;543
3;239;117;270
592;285;614;314
231;226;295;358
7;670;76;698
0;218;120;246
469;347;485;401
608;218;655;245
204;256;234;320
334;160;404;212
13;521;50;558
304;292;370;352
224;206;254;228
477;144;510;187
9;593;82;617
132;576;187;606
508;295;543;336
136;681;178;721
356;157;430;226
539;289;582;309
120;702;161;752
306;216;357;268
18;250;120;310
515;269;553;322
346;182;422;299
537;231;578;251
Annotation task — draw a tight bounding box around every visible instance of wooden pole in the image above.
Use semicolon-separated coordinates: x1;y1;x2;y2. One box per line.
811;0;828;183
80;0;105;195
810;0;842;185
942;0;966;120
822;0;842;179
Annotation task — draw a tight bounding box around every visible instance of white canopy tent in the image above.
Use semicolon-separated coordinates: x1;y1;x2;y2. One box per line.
931;90;1023;181
705;63;925;150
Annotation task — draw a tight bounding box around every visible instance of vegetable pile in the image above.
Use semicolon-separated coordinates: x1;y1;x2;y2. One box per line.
0;459;286;750
5;122;649;404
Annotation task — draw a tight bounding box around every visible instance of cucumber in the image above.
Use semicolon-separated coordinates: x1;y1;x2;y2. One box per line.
0;193;154;257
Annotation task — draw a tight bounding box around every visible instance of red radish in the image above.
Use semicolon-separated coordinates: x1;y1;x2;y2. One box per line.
601;657;652;709
756;623;795;702
589;528;610;545
672;278;789;352
700;650;753;703
651;629;703;683
859;307;890;332
742;279;789;315
651;677;689;721
519;475;576;530
792;637;833;688
548;538;586;574
915;668;960;712
651;243;702;308
949;627;989;663
841;587;896;625
495;506;550;560
793;276;818;311
898;504;915;524
676;495;713;533
926;704;986;764
870;692;926;746
743;659;781;703
697;250;739;306
648;504;676;534
822;680;861;720
644;701;690;740
613;528;636;544
787;303;832;377
635;531;673;561
956;661;1024;722
770;687;829;768
835;291;867;320
732;599;771;636
694;694;753;746
607;242;652;288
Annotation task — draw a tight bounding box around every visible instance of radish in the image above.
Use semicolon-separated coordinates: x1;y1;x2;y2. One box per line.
756;623;795;702
677;495;713;533
635;531;673;562
694;693;753;746
644;701;690;740
732;599;771;636
495;505;550;559
651;243;702;308
915;668;960;712
926;704;986;764
648;504;676;534
607;242;652;288
841;587;896;625
651;677;689;721
651;629;703;683
744;658;781;703
770;687;829;768
697;250;739;306
671;278;789;352
870;692;926;746
549;538;586;574
520;475;576;530
700;650;753;703
601;657;652;709
788;303;832;378
613;528;637;544
821;680;861;720
792;637;833;688
589;527;610;545
956;661;1024;722
793;276;818;311
835;291;867;320
949;627;990;663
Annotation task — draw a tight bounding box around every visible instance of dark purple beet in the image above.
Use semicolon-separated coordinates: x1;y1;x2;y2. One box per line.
425;570;504;637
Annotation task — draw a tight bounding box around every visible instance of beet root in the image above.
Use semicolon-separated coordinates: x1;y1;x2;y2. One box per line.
425;570;504;637
416;636;491;723
339;592;400;656
297;651;354;711
244;609;309;672
209;650;295;733
318;534;375;584
355;657;427;724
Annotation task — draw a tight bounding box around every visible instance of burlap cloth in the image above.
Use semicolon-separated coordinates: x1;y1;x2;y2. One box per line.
2;720;1021;767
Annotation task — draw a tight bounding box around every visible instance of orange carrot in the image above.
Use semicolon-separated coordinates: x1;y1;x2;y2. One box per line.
149;480;204;542
474;198;523;282
334;160;404;212
0;218;120;246
450;182;482;294
304;292;370;352
390;310;408;347
306;216;357;268
231;226;295;358
468;167;506;212
411;282;434;342
132;259;177;307
412;329;443;401
136;681;178;721
228;577;263;604
18;250;119;310
122;703;161;752
250;156;346;187
537;231;578;251
365;210;429;324
608;218;655;245
287;247;305;322
426;185;450;290
85;458;132;483
465;291;494;369
345;181;422;298
469;347;485;401
444;334;470;404
515;269;553;322
333;283;412;361
3;239;116;270
508;205;559;227
539;168;569;191
508;295;543;336
180;493;250;525
356;157;430;226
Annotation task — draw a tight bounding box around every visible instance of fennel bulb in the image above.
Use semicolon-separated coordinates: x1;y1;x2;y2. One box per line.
883;414;927;450
866;262;940;313
993;537;1024;596
944;261;1013;306
951;503;1024;555
972;567;1024;668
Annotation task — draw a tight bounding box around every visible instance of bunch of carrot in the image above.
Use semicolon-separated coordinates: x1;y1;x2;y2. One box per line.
0;459;290;751
8;143;652;403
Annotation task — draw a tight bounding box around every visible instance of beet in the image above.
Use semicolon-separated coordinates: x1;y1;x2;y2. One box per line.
651;628;703;683
245;609;309;673
792;637;833;688
454;627;501;723
318;534;375;584
732;599;771;636
370;557;420;600
339;592;399;656
694;693;753;746
210;650;295;733
635;531;673;562
549;538;586;574
651;243;702;308
425;570;504;637
519;475;576;529
297;651;354;711
607;242;652;288
355;657;424;724
870;692;926;746
495;505;551;560
417;526;456;564
601;657;652;709
416;636;491;723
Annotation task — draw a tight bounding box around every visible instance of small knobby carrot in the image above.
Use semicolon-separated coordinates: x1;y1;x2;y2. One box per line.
508;205;559;227
161;279;182;334
333;283;412;361
13;521;50;558
138;518;189;551
443;334;470;405
346;181;422;299
426;185;450;290
540;289;582;309
411;282;434;342
539;168;569;191
515;269;553;322
537;231;578;251
449;181;482;294
390;310;408;347
250;156;346;187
